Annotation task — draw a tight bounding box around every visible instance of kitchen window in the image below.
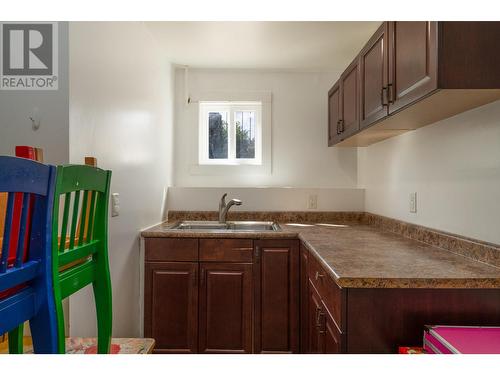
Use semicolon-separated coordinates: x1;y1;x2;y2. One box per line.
199;101;262;165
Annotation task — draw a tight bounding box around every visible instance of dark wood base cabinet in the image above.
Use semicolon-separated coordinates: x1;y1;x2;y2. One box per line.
300;247;500;354
144;237;500;354
198;262;253;353
144;238;299;354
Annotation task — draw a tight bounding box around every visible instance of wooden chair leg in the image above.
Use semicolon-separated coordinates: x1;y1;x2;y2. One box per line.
93;269;112;354
8;324;23;353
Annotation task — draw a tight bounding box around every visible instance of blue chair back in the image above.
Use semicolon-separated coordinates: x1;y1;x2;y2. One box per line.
0;156;58;353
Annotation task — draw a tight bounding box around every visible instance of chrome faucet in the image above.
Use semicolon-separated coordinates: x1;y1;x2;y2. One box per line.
218;193;242;223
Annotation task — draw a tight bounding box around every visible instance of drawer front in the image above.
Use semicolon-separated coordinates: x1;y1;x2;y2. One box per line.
308;252;344;331
200;239;253;262
145;238;198;262
322;303;345;354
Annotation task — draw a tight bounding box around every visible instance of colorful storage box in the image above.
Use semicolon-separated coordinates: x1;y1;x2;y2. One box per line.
424;325;500;354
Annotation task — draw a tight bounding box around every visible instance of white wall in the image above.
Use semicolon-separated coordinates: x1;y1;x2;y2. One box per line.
0;22;69;164
173;69;358;188
168;187;364;212
358;100;500;244
69;22;174;337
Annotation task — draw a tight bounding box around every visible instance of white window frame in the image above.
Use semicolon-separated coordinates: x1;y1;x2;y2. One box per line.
199;101;262;166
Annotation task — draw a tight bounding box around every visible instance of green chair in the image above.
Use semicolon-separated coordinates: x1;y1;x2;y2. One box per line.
51;165;112;354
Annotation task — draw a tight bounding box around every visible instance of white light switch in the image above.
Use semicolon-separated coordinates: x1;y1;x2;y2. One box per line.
409;192;417;213
111;193;120;217
308;194;318;210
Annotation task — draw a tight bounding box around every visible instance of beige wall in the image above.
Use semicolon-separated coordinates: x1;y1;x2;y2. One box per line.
358;100;500;244
69;22;174;337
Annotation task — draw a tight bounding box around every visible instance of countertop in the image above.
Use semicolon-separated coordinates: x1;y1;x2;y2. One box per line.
141;221;500;289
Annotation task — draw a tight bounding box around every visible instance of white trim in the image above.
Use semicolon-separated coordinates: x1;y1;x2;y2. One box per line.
198;101;263;166
191;90;272;103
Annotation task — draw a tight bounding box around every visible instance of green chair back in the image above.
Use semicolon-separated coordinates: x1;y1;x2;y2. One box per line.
51;165;112;354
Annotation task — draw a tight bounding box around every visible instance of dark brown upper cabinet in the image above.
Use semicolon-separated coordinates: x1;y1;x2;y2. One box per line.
339;58;361;138
360;22;389;129
328;58;360;144
329;21;500;147
327;82;341;146
388;21;438;114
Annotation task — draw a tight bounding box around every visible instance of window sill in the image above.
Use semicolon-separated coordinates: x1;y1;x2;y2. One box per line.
189;162;271;176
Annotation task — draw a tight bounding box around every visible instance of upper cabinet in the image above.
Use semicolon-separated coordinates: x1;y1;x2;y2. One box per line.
328;58;360;145
360;22;389;129
329;21;500;147
388;21;438;113
328;82;341;146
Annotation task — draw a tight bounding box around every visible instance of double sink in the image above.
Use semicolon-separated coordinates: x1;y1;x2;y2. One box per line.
169;194;281;232
170;220;281;232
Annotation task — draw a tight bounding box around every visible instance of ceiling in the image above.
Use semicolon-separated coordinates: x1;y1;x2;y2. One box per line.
145;21;381;71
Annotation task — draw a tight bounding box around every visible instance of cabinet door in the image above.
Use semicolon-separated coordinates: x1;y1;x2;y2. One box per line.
254;240;299;353
388;21;438;113
322;304;343;354
300;244;309;353
307;280;323;353
339;58;361;138
328;82;341;146
360;22;389;129
144;262;198;353
199;262;253;353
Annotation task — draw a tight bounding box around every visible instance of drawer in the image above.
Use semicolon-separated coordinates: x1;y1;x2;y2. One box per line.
322;303;345;353
200;239;253;262
308;252;344;331
145;238;198;262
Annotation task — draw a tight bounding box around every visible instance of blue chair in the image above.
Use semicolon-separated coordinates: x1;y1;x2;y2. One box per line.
0;156;58;353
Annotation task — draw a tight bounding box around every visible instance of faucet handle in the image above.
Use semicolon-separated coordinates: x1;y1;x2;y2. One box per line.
219;193;227;208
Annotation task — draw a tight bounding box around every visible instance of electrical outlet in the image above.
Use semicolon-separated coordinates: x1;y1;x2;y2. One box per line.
111;193;120;217
308;194;318;210
409;192;417;213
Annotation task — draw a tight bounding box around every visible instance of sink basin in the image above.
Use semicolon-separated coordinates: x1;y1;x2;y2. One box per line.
170;221;281;232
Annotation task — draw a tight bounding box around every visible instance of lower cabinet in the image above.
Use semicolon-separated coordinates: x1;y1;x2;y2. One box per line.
198;262;253;353
144;262;198;353
254;240;300;353
307;280;323;353
303;251;346;354
322;302;343;354
144;237;299;354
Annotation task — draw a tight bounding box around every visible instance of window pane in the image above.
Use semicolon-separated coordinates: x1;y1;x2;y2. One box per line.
235;111;255;159
208;111;228;159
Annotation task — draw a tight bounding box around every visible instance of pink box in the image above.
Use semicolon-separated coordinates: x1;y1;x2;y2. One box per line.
424;325;500;354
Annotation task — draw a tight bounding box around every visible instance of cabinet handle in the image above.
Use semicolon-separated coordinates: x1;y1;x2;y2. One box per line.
254;246;260;262
315;306;322;325
316;310;326;334
336;120;341;135
387;83;394;104
339;119;344;133
315;271;325;281
381;86;388;107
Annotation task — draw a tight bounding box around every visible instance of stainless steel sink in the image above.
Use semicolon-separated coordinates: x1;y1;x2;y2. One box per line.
170;221;281;232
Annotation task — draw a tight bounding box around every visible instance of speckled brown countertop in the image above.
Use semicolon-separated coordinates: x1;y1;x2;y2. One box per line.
141;221;500;289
